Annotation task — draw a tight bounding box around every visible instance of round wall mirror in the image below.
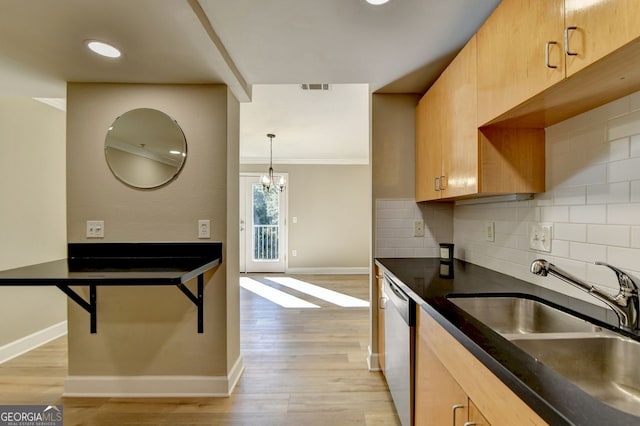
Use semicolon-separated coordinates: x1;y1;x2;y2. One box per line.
104;108;187;189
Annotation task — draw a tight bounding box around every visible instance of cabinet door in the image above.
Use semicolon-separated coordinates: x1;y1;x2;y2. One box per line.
565;0;640;76
477;0;565;125
415;89;443;202
415;308;468;426
468;400;491;426
376;268;385;374
441;36;478;199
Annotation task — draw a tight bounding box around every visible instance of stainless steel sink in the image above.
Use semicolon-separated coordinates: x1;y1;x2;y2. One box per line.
449;296;600;335
512;335;640;416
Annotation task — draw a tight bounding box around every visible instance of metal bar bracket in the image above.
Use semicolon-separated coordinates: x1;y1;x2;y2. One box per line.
176;274;204;333
56;284;97;333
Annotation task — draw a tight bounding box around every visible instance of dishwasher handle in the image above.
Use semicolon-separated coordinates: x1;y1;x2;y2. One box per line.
383;276;416;326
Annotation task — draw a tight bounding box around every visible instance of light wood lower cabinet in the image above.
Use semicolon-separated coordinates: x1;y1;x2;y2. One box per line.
416;306;548;426
375;266;385;373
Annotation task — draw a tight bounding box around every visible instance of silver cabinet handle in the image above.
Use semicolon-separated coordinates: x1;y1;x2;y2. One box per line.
434;176;441;191
440;175;447;190
545;41;558;68
565;26;578;56
463;423;478;426
452;404;465;426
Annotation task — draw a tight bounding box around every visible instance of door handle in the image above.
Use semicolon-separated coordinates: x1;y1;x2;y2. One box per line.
565;26;578;56
545;41;558;68
452;404;465;426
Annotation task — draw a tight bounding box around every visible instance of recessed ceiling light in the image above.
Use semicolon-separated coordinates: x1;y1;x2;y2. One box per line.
86;40;121;58
366;0;390;5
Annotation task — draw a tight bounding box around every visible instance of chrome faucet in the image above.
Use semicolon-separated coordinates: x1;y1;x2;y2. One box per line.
531;259;640;330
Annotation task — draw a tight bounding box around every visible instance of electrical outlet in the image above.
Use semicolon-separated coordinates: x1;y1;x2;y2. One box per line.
86;221;104;238
485;221;495;242
198;220;210;239
529;223;552;252
414;220;425;237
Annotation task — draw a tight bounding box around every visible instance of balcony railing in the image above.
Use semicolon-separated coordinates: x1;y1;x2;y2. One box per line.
254;224;279;261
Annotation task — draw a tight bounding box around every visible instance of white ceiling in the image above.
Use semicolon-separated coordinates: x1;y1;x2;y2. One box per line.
0;0;501;162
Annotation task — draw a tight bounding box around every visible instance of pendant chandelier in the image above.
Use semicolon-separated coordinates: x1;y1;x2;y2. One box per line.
260;133;286;192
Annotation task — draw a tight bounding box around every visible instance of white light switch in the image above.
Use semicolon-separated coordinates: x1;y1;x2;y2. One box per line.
86;221;104;238
292;249;298;257
198;220;210;239
529;223;552;252
414;220;425;237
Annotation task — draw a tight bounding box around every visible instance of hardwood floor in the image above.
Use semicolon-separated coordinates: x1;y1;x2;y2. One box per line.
0;274;400;425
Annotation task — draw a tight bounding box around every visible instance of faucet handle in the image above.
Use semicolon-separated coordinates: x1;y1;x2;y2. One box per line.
595;261;639;292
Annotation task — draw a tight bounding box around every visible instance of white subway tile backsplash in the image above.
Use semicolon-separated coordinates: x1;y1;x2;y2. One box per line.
630;134;640;157
570;242;607;263
587;224;630;247
608;157;640;183
632;227;640;248
607;246;640;271
630;181;640;202
553;186;586;205
570;205;606;224
608;204;640;225
586;182;629;204
558;164;607;187
608;138;630;161
375;198;453;258
541;206;569;222
608;109;640;140
554;223;587;242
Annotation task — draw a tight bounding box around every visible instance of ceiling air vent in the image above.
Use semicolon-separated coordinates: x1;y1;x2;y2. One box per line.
301;83;330;91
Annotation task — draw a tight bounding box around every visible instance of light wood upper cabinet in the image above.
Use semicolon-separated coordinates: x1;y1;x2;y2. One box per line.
415;35;545;202
415;90;442;202
415;36;479;202
477;0;565;126
440;35;478;199
565;0;640;76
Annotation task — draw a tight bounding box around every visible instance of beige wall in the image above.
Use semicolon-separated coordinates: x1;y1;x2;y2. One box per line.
372;94;420;200
240;164;369;271
0;98;67;347
66;83;238;379
370;93;423;363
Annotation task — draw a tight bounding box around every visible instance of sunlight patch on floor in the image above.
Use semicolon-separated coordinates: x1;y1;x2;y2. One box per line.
239;277;320;308
266;277;370;307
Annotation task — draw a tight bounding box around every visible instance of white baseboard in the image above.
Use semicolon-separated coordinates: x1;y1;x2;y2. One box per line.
64;355;245;398
367;345;381;372
0;321;67;365
227;355;244;394
286;267;369;275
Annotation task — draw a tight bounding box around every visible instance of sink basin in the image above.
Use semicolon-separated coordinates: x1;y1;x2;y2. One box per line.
512;335;640;416
449;296;600;335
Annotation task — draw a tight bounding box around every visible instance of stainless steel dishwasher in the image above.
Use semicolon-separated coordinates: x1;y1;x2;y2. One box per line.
383;274;415;426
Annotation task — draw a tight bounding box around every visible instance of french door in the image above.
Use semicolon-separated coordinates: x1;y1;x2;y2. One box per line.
239;174;287;273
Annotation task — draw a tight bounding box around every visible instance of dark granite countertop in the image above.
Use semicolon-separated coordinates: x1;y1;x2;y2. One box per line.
375;257;640;426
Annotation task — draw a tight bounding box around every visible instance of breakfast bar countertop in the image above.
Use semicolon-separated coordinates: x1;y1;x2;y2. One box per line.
375;257;640;426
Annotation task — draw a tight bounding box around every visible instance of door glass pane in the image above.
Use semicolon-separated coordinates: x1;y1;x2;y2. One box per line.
252;184;280;261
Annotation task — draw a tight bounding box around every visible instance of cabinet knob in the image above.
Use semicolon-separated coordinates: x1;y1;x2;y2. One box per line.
565;26;578;56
